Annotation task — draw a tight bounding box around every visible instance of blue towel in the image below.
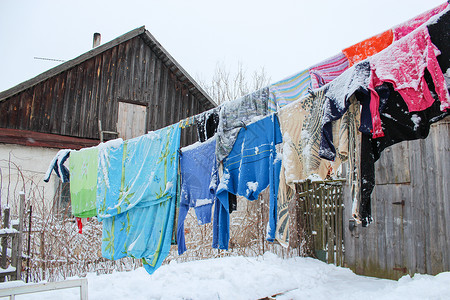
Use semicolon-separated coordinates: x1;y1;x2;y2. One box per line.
177;138;217;255
97;124;181;274
213;114;282;250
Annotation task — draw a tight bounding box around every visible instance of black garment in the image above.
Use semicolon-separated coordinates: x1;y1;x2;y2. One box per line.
196;111;220;142
358;77;449;226
229;193;237;213
428;9;450;75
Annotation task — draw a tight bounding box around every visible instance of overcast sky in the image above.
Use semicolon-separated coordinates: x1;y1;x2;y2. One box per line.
0;0;446;93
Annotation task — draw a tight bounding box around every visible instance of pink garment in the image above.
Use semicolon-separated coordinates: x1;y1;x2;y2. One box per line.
393;3;448;41
369;26;450;138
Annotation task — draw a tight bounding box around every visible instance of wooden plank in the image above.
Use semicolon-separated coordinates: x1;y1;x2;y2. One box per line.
0;128;100;149
152;59;162;131
159;65;169;127
1;208;10;282
168;73;176;126
425;123;443;275
11;192;25;280
145;47;157;132
433;121;450;272
409;138;427;274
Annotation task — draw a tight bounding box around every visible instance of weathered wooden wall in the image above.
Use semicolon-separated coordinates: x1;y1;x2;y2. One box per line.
0;34;214;146
343;117;450;279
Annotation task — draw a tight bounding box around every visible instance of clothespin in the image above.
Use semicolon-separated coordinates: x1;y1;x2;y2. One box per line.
177;149;183;156
240;121;247;130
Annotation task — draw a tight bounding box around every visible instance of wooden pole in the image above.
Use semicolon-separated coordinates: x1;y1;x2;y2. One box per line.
11;192;25;280
0;207;10;282
26;205;32;283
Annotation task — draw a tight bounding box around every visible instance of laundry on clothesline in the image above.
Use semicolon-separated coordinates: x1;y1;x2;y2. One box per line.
177;137;218;255
213;114;282;249
97;124;181;275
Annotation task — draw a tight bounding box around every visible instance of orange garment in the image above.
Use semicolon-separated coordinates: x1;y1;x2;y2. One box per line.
342;29;394;66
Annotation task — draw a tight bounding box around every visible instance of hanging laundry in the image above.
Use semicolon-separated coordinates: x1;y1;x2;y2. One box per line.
76;217;88;234
342;29;393;66
368;25;450;139
195;108;220;142
69;146;99;218
279;88;341;185
268;69;311;112
392;2;448;41
177;137;217;255
358;80;449;226
216;87;269;162
44;149;71;183
97;124;181;275
309;53;350;90
274;165;295;248
319;61;370;161
213;114;282;250
427;8;450;82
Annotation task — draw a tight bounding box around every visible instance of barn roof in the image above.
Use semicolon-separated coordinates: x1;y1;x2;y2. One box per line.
0;26;216;107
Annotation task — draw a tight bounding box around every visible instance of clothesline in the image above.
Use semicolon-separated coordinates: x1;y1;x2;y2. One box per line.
43;2;450;277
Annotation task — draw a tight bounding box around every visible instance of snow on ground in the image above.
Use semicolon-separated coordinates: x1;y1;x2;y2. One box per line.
5;252;450;299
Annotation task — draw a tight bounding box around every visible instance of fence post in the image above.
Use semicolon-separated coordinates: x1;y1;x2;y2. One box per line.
11;192;25;280
0;208;10;282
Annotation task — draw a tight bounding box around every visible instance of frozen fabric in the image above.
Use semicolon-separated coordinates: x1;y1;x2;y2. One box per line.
268;69;311;112
177;138;217;255
319;61;370;161
369;26;450;139
44;149;71;183
393;3;448;41
213;114;282;250
342;29;393;66
358;80;449;226
69;147;99;218
279;88;342;186
216;87;269;162
195;108;220;142
274;165;295;248
309;53;350;90
97;124;181;275
428;8;450;81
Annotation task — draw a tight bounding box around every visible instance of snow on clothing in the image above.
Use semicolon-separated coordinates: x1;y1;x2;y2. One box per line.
213;114;282;250
342;29;393;66
97;124;181;275
69;147;99;218
279;88;343;185
309;53;350;90
428;8;450;84
319;61;371;161
392;2;448;41
268;69;312;112
216;88;269;162
195;107;220;142
274;164;295;247
177;138;217;255
368;26;450;139
44;149;71;183
358;81;449;226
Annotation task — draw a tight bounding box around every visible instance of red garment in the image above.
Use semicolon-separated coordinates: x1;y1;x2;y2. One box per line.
393;3;448;41
342;30;393;66
369;26;450;138
76;217;88;234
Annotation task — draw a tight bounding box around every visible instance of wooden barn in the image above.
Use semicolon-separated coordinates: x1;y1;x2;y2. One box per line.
0;26;216;210
342;119;450;279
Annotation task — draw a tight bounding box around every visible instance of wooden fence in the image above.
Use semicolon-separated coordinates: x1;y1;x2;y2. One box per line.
0;192;25;282
294;179;345;266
